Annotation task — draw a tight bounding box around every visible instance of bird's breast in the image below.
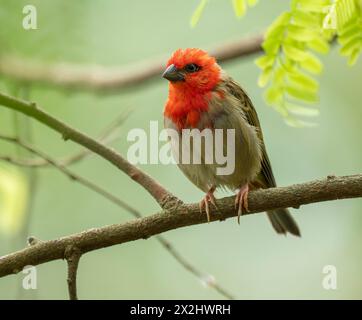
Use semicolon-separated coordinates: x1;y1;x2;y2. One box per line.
164;88;262;192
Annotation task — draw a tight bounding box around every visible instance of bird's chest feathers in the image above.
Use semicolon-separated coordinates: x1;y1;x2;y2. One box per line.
164;88;213;129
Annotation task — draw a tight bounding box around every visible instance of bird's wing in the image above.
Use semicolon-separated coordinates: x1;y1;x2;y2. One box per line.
223;77;277;188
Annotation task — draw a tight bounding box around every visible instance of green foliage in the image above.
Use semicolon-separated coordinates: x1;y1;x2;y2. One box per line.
336;0;360;28
0;165;28;235
190;0;258;27
232;0;259;18
190;0;209;28
256;0;332;126
336;0;362;65
256;0;362;125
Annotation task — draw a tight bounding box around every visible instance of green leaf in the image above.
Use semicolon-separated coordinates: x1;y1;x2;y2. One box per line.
348;47;361;65
293;10;321;28
285;102;320;116
232;0;246;17
247;0;258;6
283;44;310;61
287;70;319;91
274;67;286;84
307;37;330;53
262;37;282;55
255;55;276;69
265;86;283;105
284;116;318;127
298;0;330;6
336;0;358;29
336;1;362;65
258;67;273;87
339;18;360;39
299;54;323;74
286;84;319;103
298;0;329;13
190;0;209;28
265;12;292;38
281;57;297;72
265;25;286;40
284;117;305;127
273;104;289;118
340;34;362;55
287;25;319;41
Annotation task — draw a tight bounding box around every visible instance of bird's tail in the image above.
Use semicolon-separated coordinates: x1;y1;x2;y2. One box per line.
267;209;301;237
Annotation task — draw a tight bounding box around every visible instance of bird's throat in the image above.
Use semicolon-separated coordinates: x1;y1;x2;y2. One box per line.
164;86;211;129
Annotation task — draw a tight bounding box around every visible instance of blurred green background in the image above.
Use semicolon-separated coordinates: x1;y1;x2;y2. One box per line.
0;0;361;299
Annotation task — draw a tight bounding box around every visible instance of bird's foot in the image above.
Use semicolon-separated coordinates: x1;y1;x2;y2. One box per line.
235;184;249;224
199;187;217;223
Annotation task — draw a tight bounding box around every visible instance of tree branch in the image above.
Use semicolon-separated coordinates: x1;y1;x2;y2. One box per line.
0;174;361;279
0;34;263;93
0;91;181;210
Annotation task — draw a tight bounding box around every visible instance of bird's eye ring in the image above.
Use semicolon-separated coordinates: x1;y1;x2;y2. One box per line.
184;63;200;73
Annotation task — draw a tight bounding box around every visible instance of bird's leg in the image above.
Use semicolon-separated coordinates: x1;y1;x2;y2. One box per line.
199;186;217;223
235;183;249;224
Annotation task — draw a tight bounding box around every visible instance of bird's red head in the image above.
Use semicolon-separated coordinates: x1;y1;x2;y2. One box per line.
163;48;221;128
163;48;220;93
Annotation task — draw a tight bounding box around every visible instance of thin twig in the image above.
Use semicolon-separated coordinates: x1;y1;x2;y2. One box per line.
0;134;235;299
0;174;361;279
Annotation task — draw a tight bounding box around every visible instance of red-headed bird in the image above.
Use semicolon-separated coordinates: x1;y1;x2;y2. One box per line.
162;48;300;236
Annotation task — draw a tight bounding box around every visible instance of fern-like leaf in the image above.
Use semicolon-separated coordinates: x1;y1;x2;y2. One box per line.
190;0;209;28
336;0;362;65
256;0;332;126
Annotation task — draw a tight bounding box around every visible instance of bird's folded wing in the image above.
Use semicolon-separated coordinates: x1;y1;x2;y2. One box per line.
223;78;277;188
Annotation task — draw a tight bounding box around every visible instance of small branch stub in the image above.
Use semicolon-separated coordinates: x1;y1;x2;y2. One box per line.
27;236;42;246
65;246;82;300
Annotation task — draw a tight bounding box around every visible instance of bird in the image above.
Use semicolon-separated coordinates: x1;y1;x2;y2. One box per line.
162;48;300;236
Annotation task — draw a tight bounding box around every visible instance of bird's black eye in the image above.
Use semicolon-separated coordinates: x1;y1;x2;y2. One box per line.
184;63;200;73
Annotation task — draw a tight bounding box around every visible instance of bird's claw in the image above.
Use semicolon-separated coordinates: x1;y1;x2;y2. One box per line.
199;189;217;223
235;184;249;224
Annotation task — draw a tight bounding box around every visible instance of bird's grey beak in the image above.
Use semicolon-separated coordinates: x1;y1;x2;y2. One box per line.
162;64;185;82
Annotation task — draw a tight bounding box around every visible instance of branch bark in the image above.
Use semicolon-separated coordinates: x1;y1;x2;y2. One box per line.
1;174;361;278
0;34;263;92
